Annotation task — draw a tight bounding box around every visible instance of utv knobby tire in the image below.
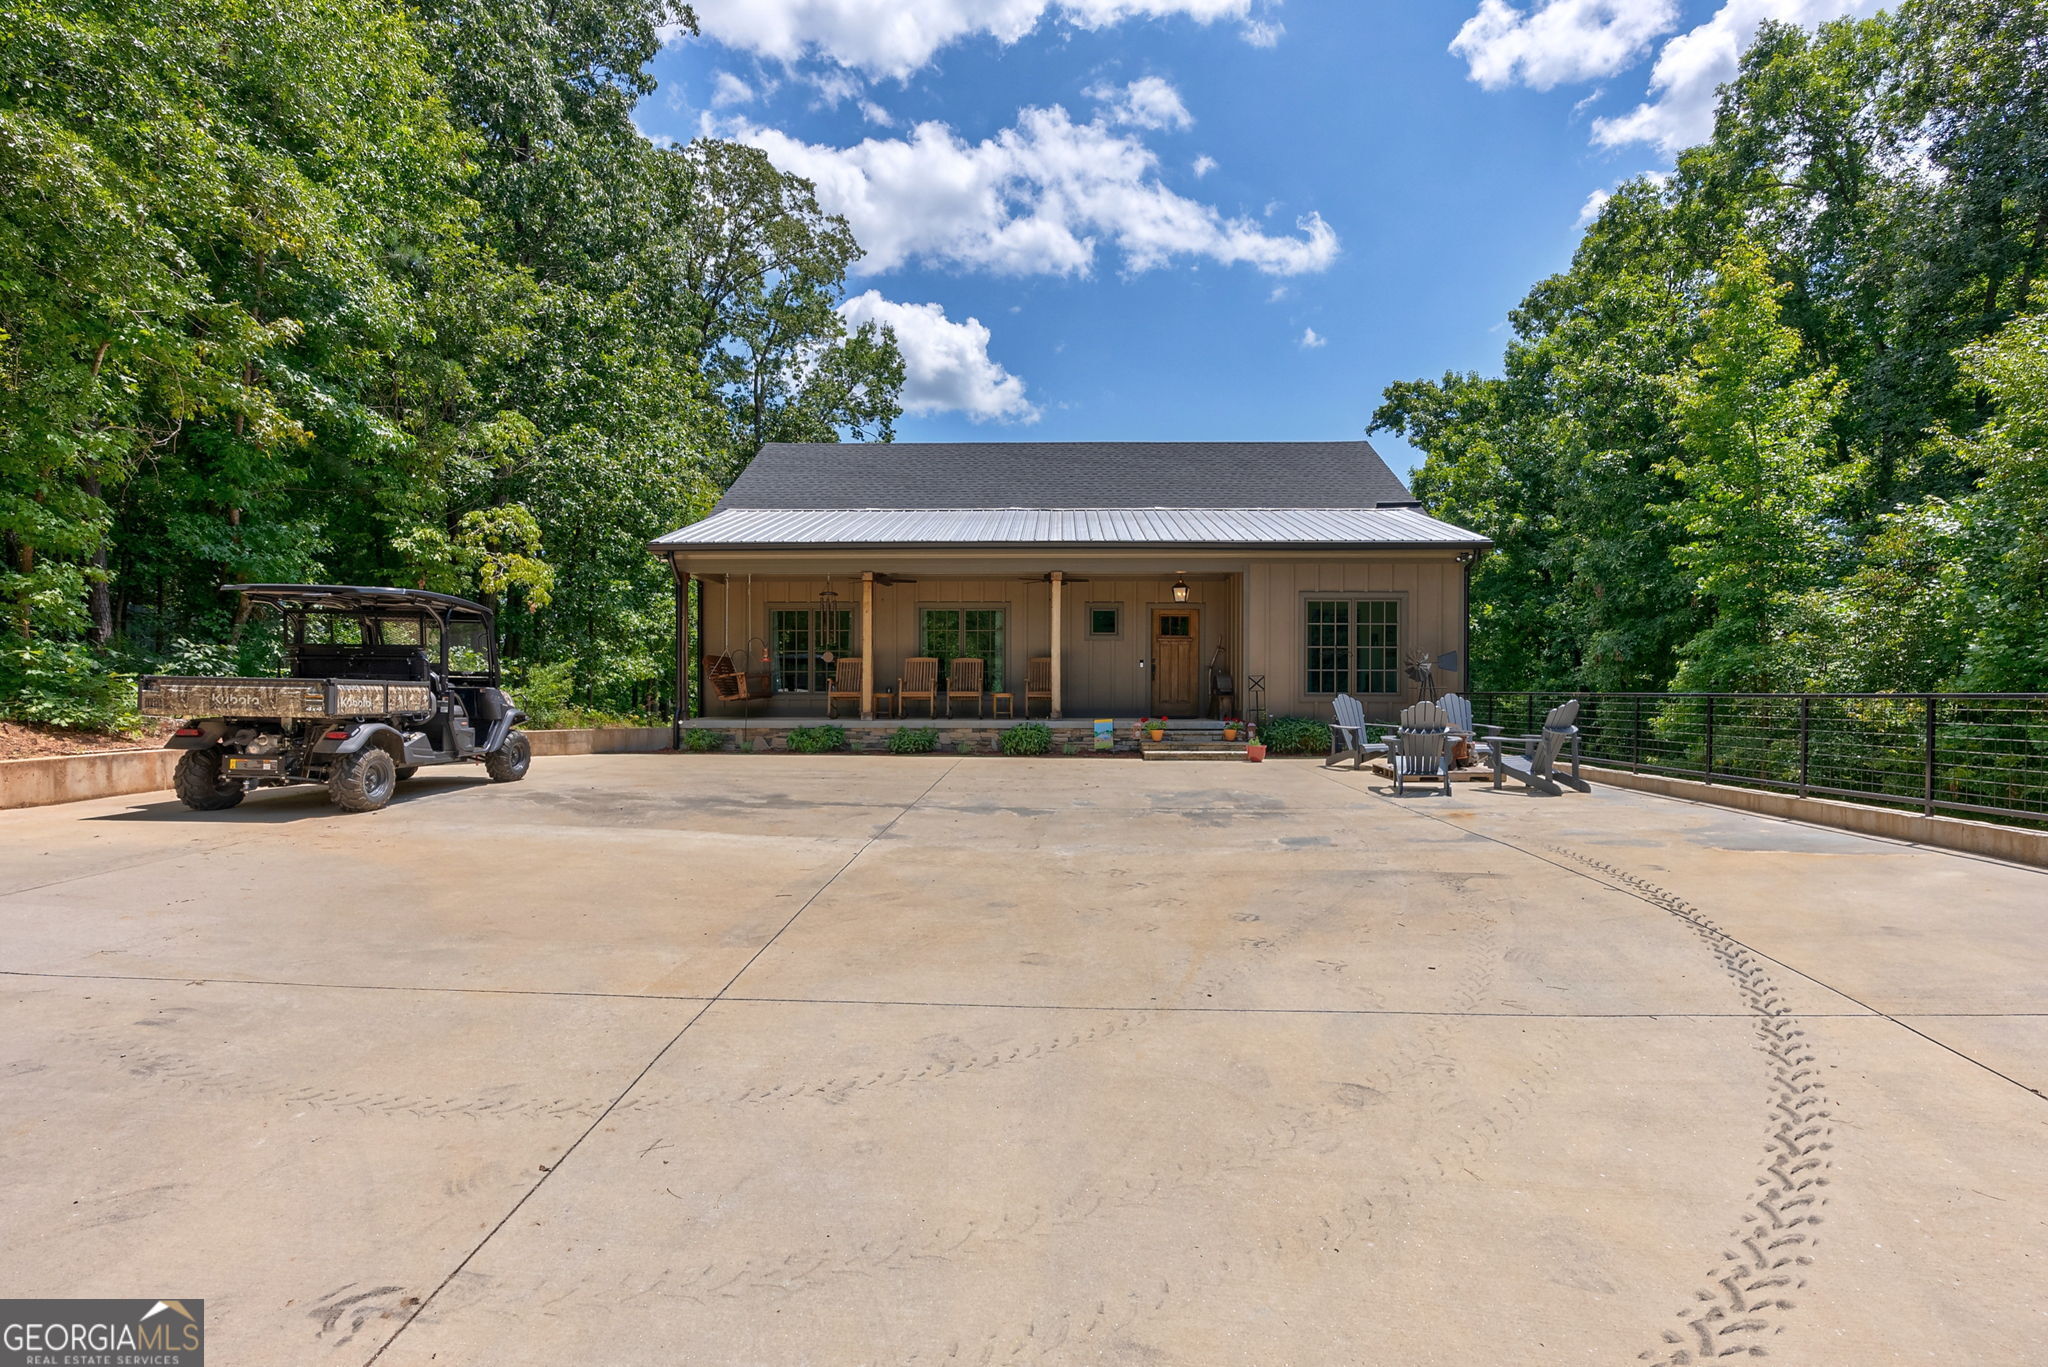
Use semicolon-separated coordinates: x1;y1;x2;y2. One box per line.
174;748;245;812
394;766;420;781
484;730;531;783
329;747;398;812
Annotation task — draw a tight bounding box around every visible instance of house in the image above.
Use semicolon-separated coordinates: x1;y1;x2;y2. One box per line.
650;440;1489;726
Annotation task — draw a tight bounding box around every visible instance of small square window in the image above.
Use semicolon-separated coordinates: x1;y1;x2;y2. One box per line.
1088;605;1120;637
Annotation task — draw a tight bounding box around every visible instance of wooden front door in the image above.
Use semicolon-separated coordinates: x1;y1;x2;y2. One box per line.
1151;608;1199;713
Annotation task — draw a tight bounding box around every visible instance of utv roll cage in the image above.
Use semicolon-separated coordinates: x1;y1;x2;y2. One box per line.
226;584;501;681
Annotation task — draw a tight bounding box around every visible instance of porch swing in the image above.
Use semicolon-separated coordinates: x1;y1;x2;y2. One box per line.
705;575;775;712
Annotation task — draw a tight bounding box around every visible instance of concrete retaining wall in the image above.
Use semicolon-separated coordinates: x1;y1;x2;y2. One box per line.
0;748;182;810
0;727;674;811
1586;765;2048;871
523;727;672;757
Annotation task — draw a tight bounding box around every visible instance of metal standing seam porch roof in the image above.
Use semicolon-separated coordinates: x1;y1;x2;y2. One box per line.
650;505;1487;551
650;441;1491;553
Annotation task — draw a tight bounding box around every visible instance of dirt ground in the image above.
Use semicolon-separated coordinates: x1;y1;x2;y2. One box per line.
1;754;2043;1365
0;717;171;759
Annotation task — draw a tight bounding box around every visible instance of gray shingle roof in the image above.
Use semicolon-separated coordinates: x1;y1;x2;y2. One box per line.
717;440;1414;511
652;506;1487;551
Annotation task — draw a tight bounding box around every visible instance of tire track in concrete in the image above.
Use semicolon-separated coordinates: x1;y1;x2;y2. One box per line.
1319;773;1836;1362
1536;846;1832;1366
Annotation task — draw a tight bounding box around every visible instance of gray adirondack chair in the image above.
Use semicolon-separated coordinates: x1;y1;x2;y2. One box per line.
1389;699;1453;796
1438;692;1473;740
1484;699;1587;795
1324;693;1389;768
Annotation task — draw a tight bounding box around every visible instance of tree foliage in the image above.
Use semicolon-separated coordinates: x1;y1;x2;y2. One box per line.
0;0;902;726
1378;0;2048;695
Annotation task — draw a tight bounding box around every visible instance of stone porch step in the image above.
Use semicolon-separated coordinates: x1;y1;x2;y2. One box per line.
1140;743;1250;761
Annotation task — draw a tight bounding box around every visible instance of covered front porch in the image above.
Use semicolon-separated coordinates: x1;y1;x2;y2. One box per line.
671;556;1245;723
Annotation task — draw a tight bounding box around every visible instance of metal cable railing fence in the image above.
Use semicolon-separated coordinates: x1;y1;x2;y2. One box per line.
1467;692;2048;827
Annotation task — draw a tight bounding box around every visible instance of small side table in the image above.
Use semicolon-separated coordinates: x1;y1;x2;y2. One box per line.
867;691;894;719
990;692;1015;718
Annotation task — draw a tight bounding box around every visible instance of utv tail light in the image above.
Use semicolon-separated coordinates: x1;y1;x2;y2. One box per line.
324;730;350;740
175;727;202;737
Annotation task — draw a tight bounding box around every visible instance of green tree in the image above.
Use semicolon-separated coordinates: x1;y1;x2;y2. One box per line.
1661;239;1842;692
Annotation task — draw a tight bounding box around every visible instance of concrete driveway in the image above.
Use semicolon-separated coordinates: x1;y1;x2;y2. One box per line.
2;754;2043;1365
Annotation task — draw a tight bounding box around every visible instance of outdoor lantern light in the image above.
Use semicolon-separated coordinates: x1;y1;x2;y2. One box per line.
1172;577;1190;603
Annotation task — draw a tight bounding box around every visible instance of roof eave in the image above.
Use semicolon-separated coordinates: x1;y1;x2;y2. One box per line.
650;537;1493;555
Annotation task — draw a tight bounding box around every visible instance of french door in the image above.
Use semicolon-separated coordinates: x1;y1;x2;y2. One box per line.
770;607;853;692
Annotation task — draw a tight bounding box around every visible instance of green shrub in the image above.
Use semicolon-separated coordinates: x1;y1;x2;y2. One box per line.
999;721;1053;756
509;658;577;729
887;727;940;754
786;725;846;754
954;737;976;754
0;641;141;733
681;728;724;753
1258;715;1332;755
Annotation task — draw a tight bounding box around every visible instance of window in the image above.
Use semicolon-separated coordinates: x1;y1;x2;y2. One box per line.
1088;605;1120;637
920;607;1005;690
1304;599;1401;695
770;607;853;692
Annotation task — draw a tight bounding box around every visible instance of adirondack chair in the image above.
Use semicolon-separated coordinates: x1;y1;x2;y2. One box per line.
1024;657;1053;716
946;657;985;717
826;657;864;719
1324;693;1389;768
1484;699;1587;795
1389;699;1454;796
898;657;940;717
1438;692;1474;739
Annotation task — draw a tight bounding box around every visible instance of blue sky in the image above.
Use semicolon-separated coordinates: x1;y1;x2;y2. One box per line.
638;1;1877;478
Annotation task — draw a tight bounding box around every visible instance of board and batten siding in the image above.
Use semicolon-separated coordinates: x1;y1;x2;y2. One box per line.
1244;556;1466;723
692;553;1466;722
698;572;1236;716
1055;577;1236;717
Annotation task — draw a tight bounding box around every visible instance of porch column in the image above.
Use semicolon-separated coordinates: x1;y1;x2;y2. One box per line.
670;558;691;748
860;571;875;720
1050;570;1064;719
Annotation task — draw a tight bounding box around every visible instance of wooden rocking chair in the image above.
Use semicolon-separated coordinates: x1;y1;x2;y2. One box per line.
827;657;865;719
946;657;985;717
1024;657;1053;717
899;657;940;718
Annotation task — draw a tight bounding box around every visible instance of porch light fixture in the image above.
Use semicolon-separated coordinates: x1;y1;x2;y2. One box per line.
1171;577;1190;603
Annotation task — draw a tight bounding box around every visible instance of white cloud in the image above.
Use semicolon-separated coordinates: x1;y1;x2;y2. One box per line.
1242;17;1284;46
691;0;1265;80
710;70;755;106
1592;0;1882;153
1451;0;1678;91
806;68;863;107
1575;187;1611;225
838;290;1039;422
1299;326;1325;348
858;99;896;127
1191;153;1218;177
723;105;1339;277
1087;75;1194;130
1268;284;1288;301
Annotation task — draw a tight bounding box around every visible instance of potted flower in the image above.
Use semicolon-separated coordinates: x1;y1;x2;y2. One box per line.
1244;723;1267;763
1141;717;1168;742
1221;718;1242;742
